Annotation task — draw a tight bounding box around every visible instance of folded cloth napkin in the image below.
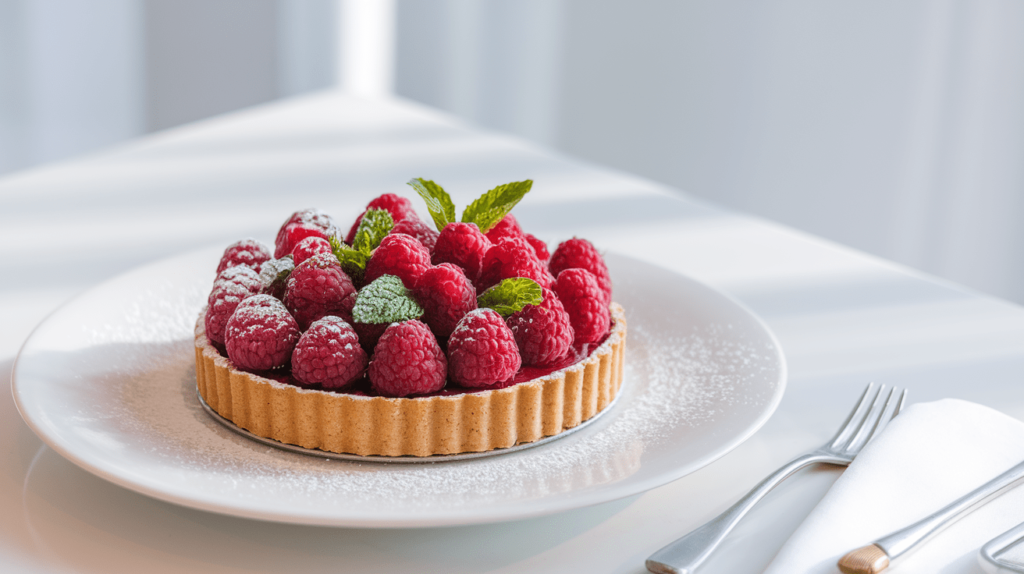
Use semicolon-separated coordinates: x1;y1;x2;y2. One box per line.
764;399;1024;574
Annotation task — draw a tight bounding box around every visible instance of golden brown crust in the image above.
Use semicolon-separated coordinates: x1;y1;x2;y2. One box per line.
195;304;626;457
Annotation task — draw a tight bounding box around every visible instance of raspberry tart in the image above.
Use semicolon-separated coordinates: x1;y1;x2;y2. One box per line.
194;178;626;457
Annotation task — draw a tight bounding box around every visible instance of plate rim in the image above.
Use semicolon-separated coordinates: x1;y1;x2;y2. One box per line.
11;247;787;527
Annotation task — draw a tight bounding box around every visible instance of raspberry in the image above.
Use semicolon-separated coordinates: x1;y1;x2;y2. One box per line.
291;236;333;266
549;238;612;305
345;193;418;244
258;257;295;300
477;236;555;292
364;233;431;289
553;268;610;346
414;263;477;339
390;217;439;253
353;321;389;354
274;208;336;258
283;253;357;330
216;239;272;274
484;213;524;244
206;266;262;345
524;233;550;262
368;320;448;397
507;287;574;367
447;308;521;388
224;294;301;371
338;290;357;324
291;316;367;389
432;222;491;282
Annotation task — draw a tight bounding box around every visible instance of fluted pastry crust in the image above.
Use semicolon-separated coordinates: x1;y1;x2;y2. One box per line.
194;304;626;457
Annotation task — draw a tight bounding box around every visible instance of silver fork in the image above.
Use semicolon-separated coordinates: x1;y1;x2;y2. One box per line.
646;383;908;574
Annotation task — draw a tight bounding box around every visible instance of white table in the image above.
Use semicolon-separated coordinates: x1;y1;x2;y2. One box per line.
3;91;1023;574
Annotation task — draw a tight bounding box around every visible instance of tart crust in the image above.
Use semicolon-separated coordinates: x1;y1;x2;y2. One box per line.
194;304;626;457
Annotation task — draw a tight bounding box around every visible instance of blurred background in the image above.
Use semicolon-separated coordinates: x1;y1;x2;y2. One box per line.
1;0;1023;304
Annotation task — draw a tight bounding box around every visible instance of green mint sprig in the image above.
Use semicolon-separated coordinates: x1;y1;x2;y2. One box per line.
407;178;456;232
476;277;543;318
329;208;394;282
461;180;533;233
352;275;424;324
407;178;533;234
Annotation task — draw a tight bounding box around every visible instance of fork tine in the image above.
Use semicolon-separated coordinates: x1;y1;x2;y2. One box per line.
828;383;880;449
859;386;904;446
839;384;889;452
894;388;908;415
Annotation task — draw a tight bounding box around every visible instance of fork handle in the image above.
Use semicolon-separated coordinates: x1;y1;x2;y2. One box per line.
646;452;846;574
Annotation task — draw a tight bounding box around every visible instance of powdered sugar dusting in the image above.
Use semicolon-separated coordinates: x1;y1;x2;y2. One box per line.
39;251;783;524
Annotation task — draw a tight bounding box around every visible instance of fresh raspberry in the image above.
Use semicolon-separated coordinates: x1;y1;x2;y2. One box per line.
477;236;555;292
414;263;477;339
553;268;610;346
345;193;418;244
368;320;448;397
364;233;431;289
432;222;491;282
216;239;272;274
282;253;357;330
274;208;336;258
353;321;389;354
549;238;612;305
390;217;439;253
338;291;357;324
206;266;262;345
524;233;550;262
258;257;295;300
291;316;367;389
484;213;524;244
291;236;333;266
447;308;522;388
507;287;574;367
224;294;301;371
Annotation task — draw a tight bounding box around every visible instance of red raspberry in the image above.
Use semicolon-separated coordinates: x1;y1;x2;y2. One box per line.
291;236;333;266
414;263;477;339
216;239;272;274
258;257;295;300
291;316;367;389
448;309;522;388
549;238;612;306
484;213;524;244
364;233;431;289
524;233;550;262
390;217;439;253
283;253;357;330
368;320;448;397
206;266;262;346
345;193;418;244
507;287;574;367
338;291;357;324
353;321;389;354
477;236;555;292
224;294;301;371
553;268;610;346
432;222;491;282
274;208;336;258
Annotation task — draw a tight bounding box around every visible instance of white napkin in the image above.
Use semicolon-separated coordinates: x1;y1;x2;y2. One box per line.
764;399;1024;574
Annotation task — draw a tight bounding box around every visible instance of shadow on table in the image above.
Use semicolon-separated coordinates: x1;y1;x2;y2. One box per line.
1;354;638;573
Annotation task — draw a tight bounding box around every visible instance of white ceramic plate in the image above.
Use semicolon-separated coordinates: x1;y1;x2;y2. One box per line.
12;247;786;527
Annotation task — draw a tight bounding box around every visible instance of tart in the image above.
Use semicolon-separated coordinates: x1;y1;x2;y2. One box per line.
195;179;626;457
194;304;625;457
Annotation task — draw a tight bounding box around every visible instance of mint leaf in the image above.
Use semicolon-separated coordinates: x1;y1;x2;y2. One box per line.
352;275;424;324
407;178;456;232
352;208;394;253
476;277;542;317
329;235;369;283
461;179;533;233
258;255;295;294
